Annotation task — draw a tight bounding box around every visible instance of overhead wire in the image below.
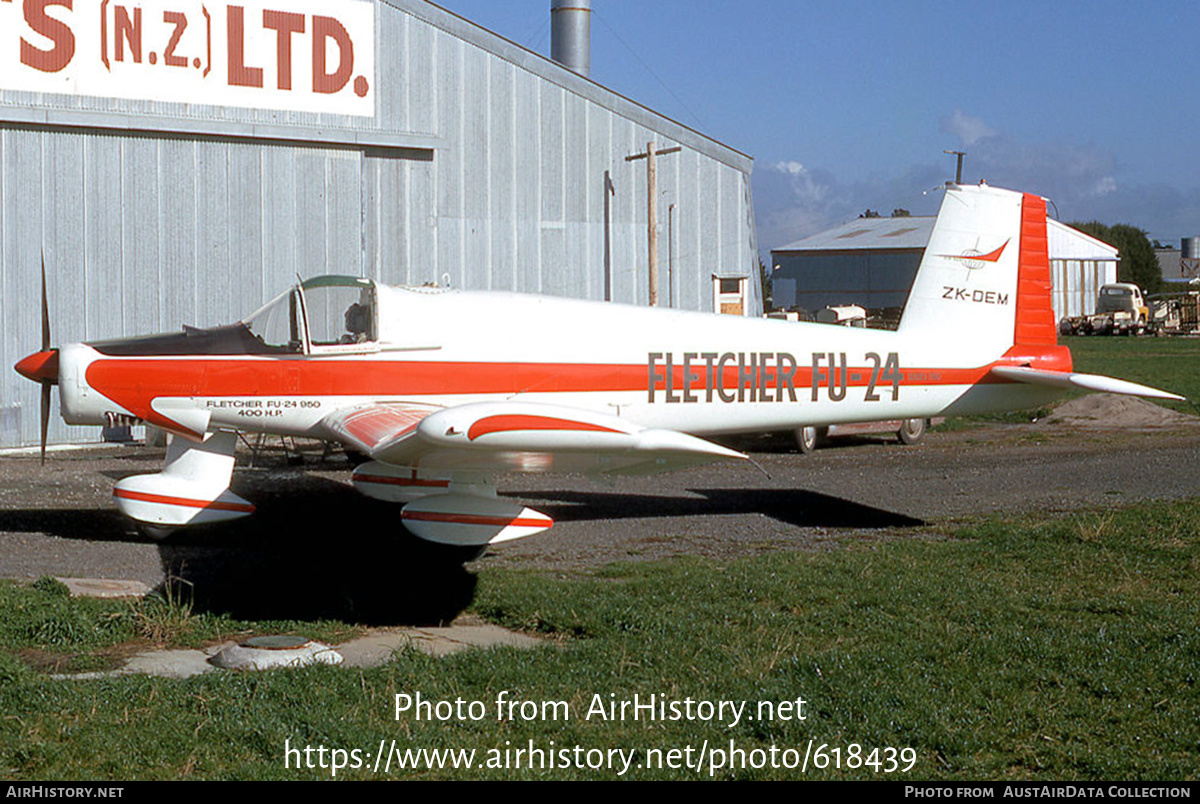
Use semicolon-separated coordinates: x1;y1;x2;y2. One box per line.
523;17;550;52
591;9;707;133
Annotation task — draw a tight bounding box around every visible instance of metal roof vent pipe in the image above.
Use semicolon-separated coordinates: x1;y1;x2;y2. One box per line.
551;0;591;79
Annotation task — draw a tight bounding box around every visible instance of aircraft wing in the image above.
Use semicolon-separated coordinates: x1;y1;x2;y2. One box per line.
319;401;747;476
989;366;1186;401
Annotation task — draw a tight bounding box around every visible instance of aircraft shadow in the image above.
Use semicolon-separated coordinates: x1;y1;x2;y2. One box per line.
505;488;924;530
153;535;478;627
0;476;477;627
152;476;478;625
0;509;135;541
1;478;918;624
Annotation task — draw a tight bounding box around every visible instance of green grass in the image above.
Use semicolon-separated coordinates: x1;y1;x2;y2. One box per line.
936;336;1200;431
0;578;360;675
1;499;1197;780
1065;336;1200;411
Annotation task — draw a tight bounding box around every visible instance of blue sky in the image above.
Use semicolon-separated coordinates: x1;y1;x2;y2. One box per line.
432;1;1200;250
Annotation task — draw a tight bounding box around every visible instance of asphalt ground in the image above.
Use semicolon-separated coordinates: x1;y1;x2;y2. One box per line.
1;421;1197;624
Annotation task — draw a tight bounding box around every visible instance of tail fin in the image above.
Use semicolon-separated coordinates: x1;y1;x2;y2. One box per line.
907;185;1186;402
898;183;1057;358
1013;194;1057;346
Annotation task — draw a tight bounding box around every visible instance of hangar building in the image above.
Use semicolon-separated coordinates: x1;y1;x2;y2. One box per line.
0;0;759;448
770;214;1117;323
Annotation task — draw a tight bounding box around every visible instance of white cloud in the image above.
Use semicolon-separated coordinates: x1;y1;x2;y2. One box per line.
1090;176;1118;197
753;162;943;252
753;112;1198;253
940;110;997;146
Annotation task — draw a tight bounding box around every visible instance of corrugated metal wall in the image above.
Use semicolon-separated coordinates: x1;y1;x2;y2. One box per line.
1051;259;1115;320
0;0;757;448
0;127;374;446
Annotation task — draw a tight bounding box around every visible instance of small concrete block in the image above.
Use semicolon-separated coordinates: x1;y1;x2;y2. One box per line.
209;639;343;671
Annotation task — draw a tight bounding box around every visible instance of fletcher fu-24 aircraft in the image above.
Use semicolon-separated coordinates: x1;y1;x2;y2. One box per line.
14;183;1185;549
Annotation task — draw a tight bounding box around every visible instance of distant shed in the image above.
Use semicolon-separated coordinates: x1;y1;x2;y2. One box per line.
1046;221;1120;319
769;217;929;314
770;216;1117;321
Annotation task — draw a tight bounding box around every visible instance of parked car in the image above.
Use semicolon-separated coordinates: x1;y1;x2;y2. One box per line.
794;418;932;453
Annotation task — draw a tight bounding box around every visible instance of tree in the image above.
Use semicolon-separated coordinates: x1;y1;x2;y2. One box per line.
758;257;773;308
1069;221;1162;294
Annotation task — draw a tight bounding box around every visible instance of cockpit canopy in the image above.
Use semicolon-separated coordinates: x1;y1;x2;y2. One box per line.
243;275;377;354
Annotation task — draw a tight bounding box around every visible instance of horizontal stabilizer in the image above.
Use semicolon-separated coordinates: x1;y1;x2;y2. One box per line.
990;366;1185;401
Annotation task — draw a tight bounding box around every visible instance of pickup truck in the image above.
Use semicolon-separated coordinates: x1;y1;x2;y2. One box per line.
1059;283;1149;336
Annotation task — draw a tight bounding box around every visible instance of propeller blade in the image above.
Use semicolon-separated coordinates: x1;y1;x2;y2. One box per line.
39;255;52;463
40;381;50;465
41;255;50;351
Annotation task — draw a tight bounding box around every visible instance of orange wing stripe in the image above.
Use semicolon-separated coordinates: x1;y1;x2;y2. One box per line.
112;488;255;513
401;510;553;528
355;474;450;488
467;415;624;442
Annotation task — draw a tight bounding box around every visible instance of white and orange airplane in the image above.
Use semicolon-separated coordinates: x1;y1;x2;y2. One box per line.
14;183;1184;549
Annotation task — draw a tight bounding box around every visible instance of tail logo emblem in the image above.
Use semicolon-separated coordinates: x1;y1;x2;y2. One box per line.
938;239;1009;271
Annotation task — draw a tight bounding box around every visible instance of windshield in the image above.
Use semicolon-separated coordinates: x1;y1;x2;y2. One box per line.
242;278;377;353
243;289;304;353
301;276;376;348
1097;286;1138;314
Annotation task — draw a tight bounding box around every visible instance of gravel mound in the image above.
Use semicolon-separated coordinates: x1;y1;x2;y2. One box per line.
1040;394;1198;429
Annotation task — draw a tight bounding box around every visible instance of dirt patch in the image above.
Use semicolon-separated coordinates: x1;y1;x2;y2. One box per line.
1039;394;1199;429
18;644;135;675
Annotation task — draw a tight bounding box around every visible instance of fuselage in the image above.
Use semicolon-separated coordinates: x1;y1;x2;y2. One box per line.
57;282;1069;444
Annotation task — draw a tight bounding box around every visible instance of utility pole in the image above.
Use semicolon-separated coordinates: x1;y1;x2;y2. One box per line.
603;170;615;301
668;202;676;308
626;141;681;306
943;150;966;185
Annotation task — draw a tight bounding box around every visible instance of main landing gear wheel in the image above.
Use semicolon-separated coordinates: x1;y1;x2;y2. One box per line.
794;426;826;454
897;418;928;445
137;524;177;541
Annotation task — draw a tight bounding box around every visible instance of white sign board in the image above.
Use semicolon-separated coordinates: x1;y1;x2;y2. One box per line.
0;0;376;117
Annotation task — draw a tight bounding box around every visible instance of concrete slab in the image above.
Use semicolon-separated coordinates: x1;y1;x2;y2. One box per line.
123;649;216;679
48;618;544;680
56;577;153;599
403;624;545;656
50;648;216;681
338;623;542;665
336;632;419;667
